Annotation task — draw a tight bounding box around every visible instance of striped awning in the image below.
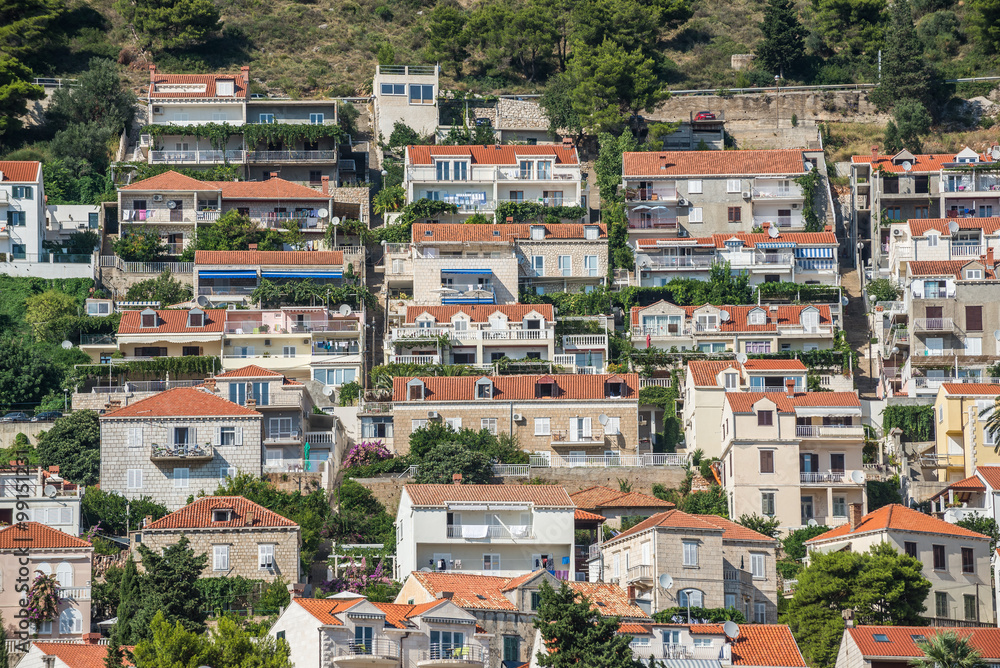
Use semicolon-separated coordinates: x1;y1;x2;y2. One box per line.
658;660;723;668
261;271;343;278
198;270;257;278
755;242;796;249
794;247;834;258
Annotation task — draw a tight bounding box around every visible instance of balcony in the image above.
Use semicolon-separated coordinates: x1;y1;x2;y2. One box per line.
752;215;803;229
263;458;307;473
389;354;441;364
312;344;361;357
799;471;852;484
263;430;301;445
57;586;91;601
551;428;605;444
446;524;534;539
562;334;607;348
725;251;794;267
359;402;393;415
795;425;865;439
631;325;688;337
439;286;496;305
149;150;244;164
245;150;337;163
639;256;714;270
80;333;116;346
752;186;803;199
150;443;213;462
723;567;753;593
953;245;983;257
913;318;958;332
331;639;400;667
625;186;677;202
626;564;653;585
628;215;678;230
417;645;486;668
495;166;579;182
198;285;258;296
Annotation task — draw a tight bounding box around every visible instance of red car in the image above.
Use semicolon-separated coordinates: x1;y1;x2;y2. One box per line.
695;111;716;120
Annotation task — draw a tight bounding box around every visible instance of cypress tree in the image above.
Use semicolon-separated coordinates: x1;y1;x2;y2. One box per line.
870;0;934;112
755;0;805;79
115;555;142;644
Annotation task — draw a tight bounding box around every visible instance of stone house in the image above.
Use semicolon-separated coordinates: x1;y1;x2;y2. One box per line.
568;486;675;529
99;386;263;510
0;522;93;639
835;626;1000;668
130;495;300;582
81;307;227;365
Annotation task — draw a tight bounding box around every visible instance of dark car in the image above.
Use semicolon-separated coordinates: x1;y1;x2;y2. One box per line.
695;111;717;120
1;412;29;423
31;411;62;422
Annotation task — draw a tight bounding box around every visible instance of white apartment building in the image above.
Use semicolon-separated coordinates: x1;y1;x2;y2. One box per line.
373;64;440;141
0;467;83;535
882;216;1000;280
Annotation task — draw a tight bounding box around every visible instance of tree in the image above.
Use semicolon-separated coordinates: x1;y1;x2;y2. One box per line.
540;73;586;140
81;488;169;536
882;121;902;154
104;628;125;668
47;58;136;135
756;0;805;78
36;410;100;485
533;581;642;668
870;0;933;112
424;3;468;77
0;57;43;148
114;227;167;262
409;421;491;458
866;277;900;303
49;121;118;172
25;290;78;342
782;525;831;561
415;442;493;484
913;632;988;668
893;99;932;153
955;516;1000;553
737;513;781;538
0;613;9;668
706;261;753;306
386;121;423;152
982;399;1000;452
124;270;193;306
115;0;222;50
373;185;405;215
115;555;144;644
867;478;902;511
969;0;1000;53
324;479;395;545
0;335;64;410
133;611;292;668
0;0;64;62
181;210;290;260
136;537;208;636
594;130;638;205
785;542;930;667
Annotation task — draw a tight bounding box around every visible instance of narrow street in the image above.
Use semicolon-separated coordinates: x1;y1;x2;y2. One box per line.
840;266;877;399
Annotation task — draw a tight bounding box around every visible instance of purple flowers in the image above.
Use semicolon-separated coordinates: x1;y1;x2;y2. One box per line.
320;556;392;595
343;441;391;469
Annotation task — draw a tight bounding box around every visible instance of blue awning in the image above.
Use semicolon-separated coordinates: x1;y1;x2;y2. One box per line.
755;242;797;249
261;271;343;278
794;247;834;258
442;268;493;275
198;270;257;279
443;297;496;304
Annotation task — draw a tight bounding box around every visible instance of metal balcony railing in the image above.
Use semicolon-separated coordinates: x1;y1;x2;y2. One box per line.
419;645;486;664
913;318;957;332
150;443;213;461
799;471;849;483
332;639;400;661
446;524;534;539
795;425;864;438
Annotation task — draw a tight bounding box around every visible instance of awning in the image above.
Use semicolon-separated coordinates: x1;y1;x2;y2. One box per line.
261;271;343;278
198;270;257;279
442;268;493;275
794;247;834;258
755;242;796;249
658;661;722;668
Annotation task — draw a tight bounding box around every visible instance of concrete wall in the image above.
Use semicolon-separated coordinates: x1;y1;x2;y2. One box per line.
0;423;52;448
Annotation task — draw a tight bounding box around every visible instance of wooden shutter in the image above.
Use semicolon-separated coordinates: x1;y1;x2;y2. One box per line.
966;305;983;331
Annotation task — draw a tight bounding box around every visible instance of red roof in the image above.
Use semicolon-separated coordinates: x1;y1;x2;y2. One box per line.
407;145;579;166
392;373;639;402
0;522;90;550
623;150;807;177
806;504;990;543
696;513;779;542
728;624;808;667
847;626;1000;659
404;484;574;507
630;302;832;332
941;384;1000;395
725;391;860;413
117;308;225;334
215;365;285;378
0;161;42;183
950;475;987;490
149;71;248;99
119;170;217;191
688;360;742;387
101;387;260;418
570;486;674;510
574;508;607;522
412;223;606;243
908;260;996;279
195;250;344;265
850;153;966;174
405;304;555;323
908;217;1000;236
743;359;808;372
976;466;1000;489
605;510;775;545
143;496;298;530
35;643;136;668
635;231;838;249
216;179;327;200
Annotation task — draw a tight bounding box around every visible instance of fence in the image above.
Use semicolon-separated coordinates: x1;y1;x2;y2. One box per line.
100;255;193;274
530;453;687;468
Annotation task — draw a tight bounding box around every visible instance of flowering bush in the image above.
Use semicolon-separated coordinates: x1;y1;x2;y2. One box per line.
26;573;60;625
319;556;393;597
343;441;391;469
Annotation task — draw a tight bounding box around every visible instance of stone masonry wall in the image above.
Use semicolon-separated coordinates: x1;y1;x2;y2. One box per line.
517;239;608;284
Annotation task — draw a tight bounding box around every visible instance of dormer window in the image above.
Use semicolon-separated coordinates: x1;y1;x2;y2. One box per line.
407;379;425;401
801;308;819;331
212;509;232;522
216;79;234;96
748;309;766;326
536;376;557;398
524;318;541;330
140;308;157;328
724;373;738;389
606;376;626;398
424;230;433;237
452;317;468;331
585;226;599;240
476;378;493;399
965;269;983;279
531;226;545;240
493;230;501;237
187;308;204;328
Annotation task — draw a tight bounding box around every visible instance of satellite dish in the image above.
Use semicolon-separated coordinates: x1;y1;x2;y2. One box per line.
723;621;741;640
598;414;609;426
420;567;433;572
43;485;57;498
658;573;673;589
322;386;336;397
994;329;1000;342
720;309;731;322
167;200;177;209
993;148;1000;161
902;161;912;172
948;221;960;234
60;340;72;350
196;295;211;308
807;518;818;527
338;304;352;316
736;352;748;364
318;208;329;218
768;225;780;238
804;162;813;172
331;216;341;226
851;470;866;485
841;295;850;307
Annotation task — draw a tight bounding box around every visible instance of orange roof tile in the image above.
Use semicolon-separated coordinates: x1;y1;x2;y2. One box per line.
848;626;1000;659
570;486;674;510
143;496;297;530
215;365;285;378
976;466;1000;489
0;161;42;182
807;504;990;543
725;391;861;413
117;308;225;335
407;145;579;166
688;361;742;387
412;223;606;243
630;303;833;332
502;570;544;592
850;154;966;174
575;508;607;522
35;643;136;668
216;179;327;200
568;581;649;617
696;514;779;543
619;623;652;635
728;624;808;666
393;373;639;402
0;522;91;550
195;250;344;265
405;304;555;323
908;260;996;279
120;170;217;191
101;387;260;419
149;71;248;99
605;510;726;545
949;475;987;490
742;359;808;372
293;597;358;625
623;150;807;177
941;384;1000;395
908;217;1000;236
404;484;574;507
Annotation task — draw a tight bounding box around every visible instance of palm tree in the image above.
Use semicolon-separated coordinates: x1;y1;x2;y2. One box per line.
913;631;987;668
981;397;1000;453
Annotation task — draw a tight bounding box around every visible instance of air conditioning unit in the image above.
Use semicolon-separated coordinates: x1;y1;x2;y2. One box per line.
742;191;751;199
428;410;439;419
513;413;523;422
152;106;163;115
677;198;689;207
893;228;903;236
792;203;800;209
152;194;163;202
264;339;271;346
303;339;309;344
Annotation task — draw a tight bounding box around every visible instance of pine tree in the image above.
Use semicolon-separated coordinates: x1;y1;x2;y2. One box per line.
870;0;933;112
103;629;124;668
115;555;142;644
135;537;208;636
755;0;805;79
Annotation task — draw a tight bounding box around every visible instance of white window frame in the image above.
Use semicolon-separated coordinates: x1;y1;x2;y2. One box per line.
412;419;428;430
259;543;275;570
309;113;324;125
259;113;275;124
127;469;143;490
534;417;551;435
682;541;698;567
445;417;463;430
584;255;598;276
559;255;571;276
481;418;498;435
213;544;230;571
532;255;545;276
754;602;767;623
483;553;501;571
727;179;742;193
724;373;738;389
689;207;704;223
751;553;766;579
688;180;703;194
173;467;190;488
604;416;620;435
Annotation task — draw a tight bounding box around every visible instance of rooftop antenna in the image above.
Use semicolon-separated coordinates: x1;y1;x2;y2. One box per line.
948;221;960;235
736;352;748;364
720;309;731;322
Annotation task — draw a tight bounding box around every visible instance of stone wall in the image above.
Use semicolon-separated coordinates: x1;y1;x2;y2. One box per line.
649;90;884;124
0;423;50;448
329;186;371;225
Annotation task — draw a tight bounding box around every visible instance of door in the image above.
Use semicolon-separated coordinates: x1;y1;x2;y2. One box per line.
778;208;792;226
925;306;943;330
800;496;814;524
169;200;183;222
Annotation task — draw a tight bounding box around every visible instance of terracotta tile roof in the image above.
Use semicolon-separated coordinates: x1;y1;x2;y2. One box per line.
502;570;544;591
605;510;726;545
806;504;990;544
908;217;1000;236
372;600;445;628
575;508;607;522
687;624;726;634
120;170;215;191
404;484;574;507
630;303;833;332
908;260;996;279
195;250;344;265
0;522;91;550
293;597;358;625
143;496;298;530
407;145;579;166
635;231;837;249
149;71;248;99
695;513;778;543
0;161;42;182
392;373;640;402
408;571;518;610
847;626;1000;659
412;223;606;243
742;359;808;372
35;643;136;668
976;466;1000;489
850;154;966;174
950;475;987;490
729;624;808;667
619;623;652;635
725;391;861;413
570;486;674;510
567;581;649;618
216;179;328;200
101;387;260;419
405;304;555;323
941;383;1000;395
623;150;807;177
688;361;742;387
215;365;285;378
118;308;226;334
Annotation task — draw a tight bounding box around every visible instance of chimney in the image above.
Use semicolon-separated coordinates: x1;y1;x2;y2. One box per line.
627;585;637;605
287;583;306;599
848;503;863;531
437;591;454;600
871;145;879;160
144;515;152;527
321;175;330;195
149;63;156;80
452;473;463;485
82;633;102;645
785;378;796;397
270;171;279;179
204;378;216;391
240;65;250;83
245;511;255;526
246;397;256;409
987;247;995;268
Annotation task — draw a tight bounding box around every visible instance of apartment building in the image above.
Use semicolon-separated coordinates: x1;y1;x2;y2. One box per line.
618;623;807;668
393;484;577;580
402;145;583;219
597;509;778;620
882;217;1000;280
390;373;640;459
0;467;82;534
719;387;865;530
835;626;1000;668
807;504;993;625
633;227;841;287
630;302;836;354
621;149;828;241
142;66;340;186
927;384;1000;483
380;223;607;308
372;64;440;141
79;307;227;364
926;465;1000;523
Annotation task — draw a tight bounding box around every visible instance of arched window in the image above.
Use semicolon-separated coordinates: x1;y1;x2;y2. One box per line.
58;608;82;635
678;588;704;608
55;562;73;587
35;562;51;577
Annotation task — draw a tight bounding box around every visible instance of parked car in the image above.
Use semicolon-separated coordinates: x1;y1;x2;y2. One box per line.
1;412;30;423
695;111;717;120
31;411;62;422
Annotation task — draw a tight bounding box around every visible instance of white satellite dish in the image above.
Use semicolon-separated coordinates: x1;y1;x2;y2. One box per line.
736;352;748;364
338;304;352;316
804;162;814;172
598;414;609;426
43;485;57;498
851;470;866;485
723;621;741;640
636;254;653;268
994;329;1000;342
60;340;72;350
841;295;850;307
807;518;818;527
948;221;960;234
420;567;433;572
167;200;177;209
658;573;673;589
322;386;335;397
318;208;329;218
331;216;341;226
902;161;912;172
768;225;780;238
196;295;211;308
720;309;731;322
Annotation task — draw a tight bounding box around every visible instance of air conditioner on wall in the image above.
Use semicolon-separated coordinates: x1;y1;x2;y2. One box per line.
513;413;523;422
792;203;800;209
152;106;163;115
428;411;439;419
152;194;163;202
893;228;903;236
742;191;751;199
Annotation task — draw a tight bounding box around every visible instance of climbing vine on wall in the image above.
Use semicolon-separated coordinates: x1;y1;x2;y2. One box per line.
794;169;824;233
142;122;344;149
882;405;935;442
73;355;222;380
494;201;587;223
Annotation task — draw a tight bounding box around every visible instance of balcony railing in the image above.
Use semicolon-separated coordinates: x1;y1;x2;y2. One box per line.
625;186;677;202
799;471;850;483
529;453;688;468
726;251;795;266
418;645;486;665
264;430;301;444
331;639;400;661
245;150;337;162
913;318;958;332
628;216;678;230
640;256;714;269
198;285;258;296
752;215;803;228
389;354;440;364
150;443;213;461
149;150;244;164
447;524;534;539
627;564;653;583
753;186;803;198
57;586;91;601
495;166;580;181
359;402;393;415
80;333;116;346
562;334;607;348
551;428;606;443
632;325;687;337
588;543;601;560
795;425;864;438
953;245;983;256
263;458;305;472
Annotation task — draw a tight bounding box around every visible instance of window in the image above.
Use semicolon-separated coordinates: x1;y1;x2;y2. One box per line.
966;306;983;331
282;346;296;357
410;84;434;104
725;594;736;609
12;186;32;199
259;544;275;569
381;83;405;95
481;418;498;435
605;416;621;435
762;492;776;516
313;368;356;387
585;226;599;240
213;545;230;571
885;206;901;219
58;609;82;635
928;233;939;247
965;594;977;621
932;544;946;570
935;592;948;617
127;469;142;490
751;553;765;578
682;541;698;566
6;211;25;227
754;602;766;623
532;256;545;276
759;449;774;473
965;269;983;280
477;381;493;399
678;589;703;607
259;114;275;124
688;180;703;194
55;562;73;587
962;547;975;573
141;311;157;328
905;541;917;558
559;255;571;276
758;410;773;426
689;207;704;223
727;179;742;193
915;205;929;218
173;468;190;488
537;161;552;179
213;509;231;522
412;419;428;430
534;417;551;435
584;255;599;276
724;373;738;389
503;637;521;663
727;207;742;223
483;554;501;571
613;552;621;578
127;427;143;448
181;346;201;356
219;427;236;446
874;634;890;643
746;341;771;354
833;496;846;517
309;113;324;124
10;243;24;259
